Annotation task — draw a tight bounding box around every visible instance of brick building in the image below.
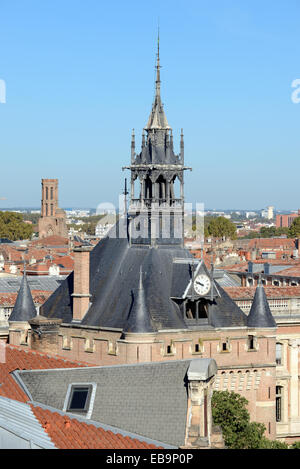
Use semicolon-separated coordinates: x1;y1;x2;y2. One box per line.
38;179;68;239
276;210;300;228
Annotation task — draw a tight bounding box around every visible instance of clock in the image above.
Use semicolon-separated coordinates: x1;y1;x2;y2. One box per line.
193;274;211;296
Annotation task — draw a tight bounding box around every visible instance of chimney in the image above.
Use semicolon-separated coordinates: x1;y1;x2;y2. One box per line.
184;358;222;449
71;246;92;322
28;316;62;355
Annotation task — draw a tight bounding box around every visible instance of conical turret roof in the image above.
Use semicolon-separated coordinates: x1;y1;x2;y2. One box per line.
123;268;155;334
247;280;276;328
9;270;37;322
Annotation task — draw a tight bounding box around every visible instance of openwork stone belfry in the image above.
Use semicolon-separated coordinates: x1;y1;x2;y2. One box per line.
123;39;191;246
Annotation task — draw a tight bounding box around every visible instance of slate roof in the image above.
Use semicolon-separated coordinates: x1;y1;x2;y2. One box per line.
9;273;37;322
16;360;193;447
123;268;155;333
41;229;248;330
0;275;66;293
0;345;167;449
247;283;277;328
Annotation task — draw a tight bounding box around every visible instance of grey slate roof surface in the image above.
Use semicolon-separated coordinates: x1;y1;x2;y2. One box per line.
41;228;248;330
123;269;155;333
247;284;277;328
16;360;191;447
9;274;37;322
0;275;66;293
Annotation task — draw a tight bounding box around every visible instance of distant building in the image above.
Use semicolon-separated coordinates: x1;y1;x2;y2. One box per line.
276;210;300;228
38;179;68;239
95;222;113;238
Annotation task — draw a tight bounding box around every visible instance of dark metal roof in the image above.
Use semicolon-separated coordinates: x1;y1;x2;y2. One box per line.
41;230;248;330
123;268;155;334
247;284;277;328
9;273;37;322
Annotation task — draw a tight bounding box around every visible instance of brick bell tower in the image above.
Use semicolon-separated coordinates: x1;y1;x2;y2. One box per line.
38;178;68;239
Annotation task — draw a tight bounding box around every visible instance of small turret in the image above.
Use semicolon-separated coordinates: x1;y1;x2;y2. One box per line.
9;267;37;346
9;269;36;323
123;268;155;334
247;278;276;328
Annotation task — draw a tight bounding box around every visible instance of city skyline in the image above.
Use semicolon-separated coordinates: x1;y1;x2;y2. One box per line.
0;0;300;210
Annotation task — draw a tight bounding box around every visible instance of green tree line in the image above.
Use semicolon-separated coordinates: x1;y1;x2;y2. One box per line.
0;211;33;240
212;390;300;449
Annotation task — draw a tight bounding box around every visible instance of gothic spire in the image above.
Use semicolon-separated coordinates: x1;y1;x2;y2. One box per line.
144;33;170;131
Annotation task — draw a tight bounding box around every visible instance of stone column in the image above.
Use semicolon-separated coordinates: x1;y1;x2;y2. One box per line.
289;339;300;424
184;358;219;448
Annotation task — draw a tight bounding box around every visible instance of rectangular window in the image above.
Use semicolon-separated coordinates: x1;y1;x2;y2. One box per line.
276;386;283;422
248;335;255;350
67;385;92;413
276;343;283;365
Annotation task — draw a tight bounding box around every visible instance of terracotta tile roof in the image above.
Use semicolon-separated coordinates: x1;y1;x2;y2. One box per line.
275;265;300;277
30;236;69;247
247;238;296;250
223;259;300;273
0;290;52;306
0;344;89;403
225;285;300;299
30;405;162;449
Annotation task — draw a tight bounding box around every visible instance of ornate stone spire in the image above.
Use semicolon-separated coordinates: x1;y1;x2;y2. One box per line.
144;33;170;131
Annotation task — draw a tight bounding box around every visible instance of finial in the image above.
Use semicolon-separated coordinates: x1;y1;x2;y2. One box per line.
258;273;262;286
131;128;135;162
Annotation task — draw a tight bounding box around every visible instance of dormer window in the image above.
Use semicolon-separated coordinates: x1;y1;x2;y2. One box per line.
64;383;97;419
67;386;91;413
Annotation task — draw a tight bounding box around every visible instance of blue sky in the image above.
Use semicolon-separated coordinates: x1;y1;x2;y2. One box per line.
0;0;300;211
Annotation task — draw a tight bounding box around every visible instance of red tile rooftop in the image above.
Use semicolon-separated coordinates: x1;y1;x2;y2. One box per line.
247;238;296;249
0;290;52;306
30;235;69;246
0;344;90;403
225;285;300;299
30;405;162;450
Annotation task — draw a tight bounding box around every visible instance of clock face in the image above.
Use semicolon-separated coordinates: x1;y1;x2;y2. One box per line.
193;274;211;296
